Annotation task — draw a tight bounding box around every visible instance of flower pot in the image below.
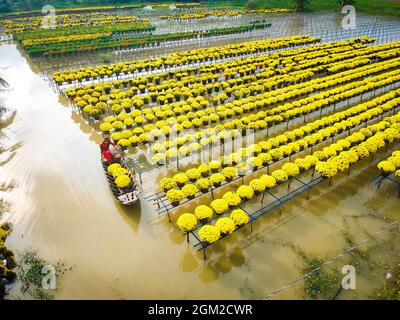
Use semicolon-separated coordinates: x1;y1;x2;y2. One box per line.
199;218;210;224
200;188;209;194
213;182;222;188
176;182;185;188
171;201;180;207
187;195;195;200
236;222;246;228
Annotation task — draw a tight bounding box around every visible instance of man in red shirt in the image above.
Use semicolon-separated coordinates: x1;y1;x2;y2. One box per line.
100;138;120;164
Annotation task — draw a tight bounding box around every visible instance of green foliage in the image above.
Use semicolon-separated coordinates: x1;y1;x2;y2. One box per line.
374;265;400;300
0;222;16;299
99;53;113;63
303;259;341;299
338;0;357;6
294;0;310;12
16;248;67;300
22;23;271;56
15;23;154;41
243;0;400;16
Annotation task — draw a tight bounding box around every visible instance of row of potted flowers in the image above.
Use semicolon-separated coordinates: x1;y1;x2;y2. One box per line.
157;90;400;197
176;117;400;246
159;92;400;204
78;51;400;134
58;36;370;87
15;21;154;41
52;35;320;84
106;163;133;190
159;8;290;20
26;23;272;57
67;40;397;132
144;65;400;159
69;41;397;138
88;64;400;158
377;150;400;177
3;12;144;33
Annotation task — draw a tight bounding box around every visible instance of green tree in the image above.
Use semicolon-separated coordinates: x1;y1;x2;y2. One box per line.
338;0;357;8
293;0;310;12
0;0;11;13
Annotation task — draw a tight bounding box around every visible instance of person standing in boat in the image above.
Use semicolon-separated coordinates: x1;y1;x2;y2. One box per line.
100;138;121;164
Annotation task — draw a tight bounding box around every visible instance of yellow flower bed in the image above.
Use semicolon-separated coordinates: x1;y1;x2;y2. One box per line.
182;115;400;246
22;32;112;46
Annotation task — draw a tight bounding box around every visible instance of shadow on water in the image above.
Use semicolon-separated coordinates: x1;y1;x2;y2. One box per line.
115;199;142;235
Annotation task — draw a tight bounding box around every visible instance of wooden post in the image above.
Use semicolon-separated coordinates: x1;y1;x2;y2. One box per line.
377;178;383;190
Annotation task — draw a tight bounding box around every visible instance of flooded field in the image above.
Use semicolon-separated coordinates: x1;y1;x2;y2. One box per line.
0;12;400;299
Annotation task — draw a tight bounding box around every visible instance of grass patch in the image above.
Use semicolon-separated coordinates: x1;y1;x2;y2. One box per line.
303;259;342;299
16;248;69;300
373;264;400;299
99;53;113;64
214;0;400;16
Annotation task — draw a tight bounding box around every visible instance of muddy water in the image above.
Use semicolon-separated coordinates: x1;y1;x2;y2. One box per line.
1;14;400;299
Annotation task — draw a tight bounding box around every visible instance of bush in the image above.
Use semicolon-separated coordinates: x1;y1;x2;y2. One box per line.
271;169;289;183
173;173;189;187
166;189;185;206
186;168;201;181
107;163;121;175
198;225;221;244
176;213;198;232
194;205;213;222
195;178;210;192
210;173;225;187
222;167;238;180
249;178;267;193
160;178;176;192
282;162;300;177
230;209;250;227
210;199;229;215
260;174;277;189
115;175;131;188
215;217;236;235
222;191;241;207
236;185;254;201
182;184;198;199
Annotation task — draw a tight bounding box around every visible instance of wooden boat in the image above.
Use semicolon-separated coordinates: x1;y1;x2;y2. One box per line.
101;160;140;205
